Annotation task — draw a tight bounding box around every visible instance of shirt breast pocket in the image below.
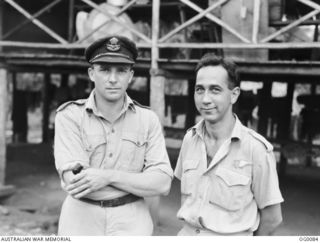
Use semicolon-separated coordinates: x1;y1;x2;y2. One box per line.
181;160;200;196
209;167;252;211
83;133;107;168
120;132;147;172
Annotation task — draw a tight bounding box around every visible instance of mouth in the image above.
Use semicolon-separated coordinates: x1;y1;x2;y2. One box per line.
201;107;216;111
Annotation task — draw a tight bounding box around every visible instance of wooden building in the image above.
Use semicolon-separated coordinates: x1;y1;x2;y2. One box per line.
1;0;320;194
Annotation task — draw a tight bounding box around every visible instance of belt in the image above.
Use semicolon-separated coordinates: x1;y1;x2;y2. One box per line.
79;194;142;208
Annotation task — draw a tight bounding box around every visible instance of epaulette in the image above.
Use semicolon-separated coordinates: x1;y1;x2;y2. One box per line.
56;99;86;112
247;128;273;152
133;100;150;109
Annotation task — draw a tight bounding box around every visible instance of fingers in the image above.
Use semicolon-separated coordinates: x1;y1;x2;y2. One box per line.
67;177;88;191
70;172;86;184
72;188;92;199
68;183;89;196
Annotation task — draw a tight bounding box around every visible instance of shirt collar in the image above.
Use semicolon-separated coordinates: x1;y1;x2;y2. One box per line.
85;90;97;113
230;115;243;140
85;89;136;115
125;94;136;113
190;119;206;138
191;115;243;141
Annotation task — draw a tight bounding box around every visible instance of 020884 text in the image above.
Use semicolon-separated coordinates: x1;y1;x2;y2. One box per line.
299;237;319;242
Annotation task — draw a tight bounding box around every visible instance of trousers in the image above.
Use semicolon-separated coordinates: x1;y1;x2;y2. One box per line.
178;223;253;236
58;195;153;236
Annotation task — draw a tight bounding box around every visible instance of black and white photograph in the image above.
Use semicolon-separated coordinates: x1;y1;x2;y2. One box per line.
0;0;319;239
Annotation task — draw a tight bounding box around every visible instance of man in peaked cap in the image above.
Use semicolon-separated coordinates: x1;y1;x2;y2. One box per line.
54;36;173;235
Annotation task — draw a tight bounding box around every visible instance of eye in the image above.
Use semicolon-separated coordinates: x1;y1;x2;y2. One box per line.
98;66;110;72
118;68;130;74
210;87;221;94
195;86;204;94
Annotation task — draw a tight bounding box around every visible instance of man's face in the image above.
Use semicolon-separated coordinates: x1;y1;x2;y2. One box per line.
88;63;133;103
194;65;240;124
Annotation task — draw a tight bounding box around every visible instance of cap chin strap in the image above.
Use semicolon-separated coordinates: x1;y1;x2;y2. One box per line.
90;52;131;63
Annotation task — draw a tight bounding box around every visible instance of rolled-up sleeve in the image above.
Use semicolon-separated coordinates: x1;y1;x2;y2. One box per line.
54;107;89;178
142;111;173;178
174;131;193;180
174;137;188;181
252;149;284;209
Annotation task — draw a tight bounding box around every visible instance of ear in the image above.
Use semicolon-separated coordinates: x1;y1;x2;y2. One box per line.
88;67;95;83
128;70;134;84
231;86;240;105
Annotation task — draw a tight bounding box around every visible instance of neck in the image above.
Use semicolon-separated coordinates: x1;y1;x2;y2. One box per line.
95;94;125;122
204;113;236;141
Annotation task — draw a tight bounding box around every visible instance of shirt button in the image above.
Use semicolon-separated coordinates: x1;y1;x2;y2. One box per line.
137;141;141;146
195;229;200;234
111;128;115;133
109;153;113;158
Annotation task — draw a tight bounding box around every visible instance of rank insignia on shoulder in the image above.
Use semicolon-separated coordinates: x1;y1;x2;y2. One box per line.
247;129;273;152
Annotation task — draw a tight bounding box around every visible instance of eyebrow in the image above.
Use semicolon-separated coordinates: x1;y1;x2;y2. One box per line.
195;84;222;89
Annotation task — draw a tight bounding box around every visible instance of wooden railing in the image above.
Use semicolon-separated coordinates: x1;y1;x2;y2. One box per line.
1;0;320;50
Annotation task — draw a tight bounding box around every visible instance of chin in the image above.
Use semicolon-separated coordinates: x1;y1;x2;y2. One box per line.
104;95;122;102
202;114;220;123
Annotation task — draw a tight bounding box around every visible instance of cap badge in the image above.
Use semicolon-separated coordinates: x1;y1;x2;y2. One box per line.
106;37;120;51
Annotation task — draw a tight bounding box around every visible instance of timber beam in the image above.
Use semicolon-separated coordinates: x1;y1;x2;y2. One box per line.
2;53;320;82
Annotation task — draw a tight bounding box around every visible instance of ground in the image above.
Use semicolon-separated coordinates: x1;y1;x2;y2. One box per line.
0;143;320;236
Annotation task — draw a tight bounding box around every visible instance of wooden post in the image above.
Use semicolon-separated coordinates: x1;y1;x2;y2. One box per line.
42;73;50;143
0;0;5;184
150;0;165;123
0;1;3;44
0;2;16;192
0;66;15;196
0;68;7;184
252;0;261;43
146;0;162;229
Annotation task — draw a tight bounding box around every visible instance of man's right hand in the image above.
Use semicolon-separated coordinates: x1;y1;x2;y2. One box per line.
65;168;114;199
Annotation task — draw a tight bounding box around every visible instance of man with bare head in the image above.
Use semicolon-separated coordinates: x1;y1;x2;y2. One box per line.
175;53;283;236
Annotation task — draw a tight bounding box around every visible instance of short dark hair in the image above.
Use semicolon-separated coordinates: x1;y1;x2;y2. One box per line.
195;53;240;89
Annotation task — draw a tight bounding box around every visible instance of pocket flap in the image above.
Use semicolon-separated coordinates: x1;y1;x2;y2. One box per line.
216;167;250;186
121;132;147;147
183;159;200;172
83;133;106;151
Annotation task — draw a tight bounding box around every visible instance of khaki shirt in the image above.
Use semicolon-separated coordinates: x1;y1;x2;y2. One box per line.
54;90;173;200
174;117;284;235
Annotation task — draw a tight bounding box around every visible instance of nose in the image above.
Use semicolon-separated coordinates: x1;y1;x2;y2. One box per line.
202;91;211;104
107;70;117;84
